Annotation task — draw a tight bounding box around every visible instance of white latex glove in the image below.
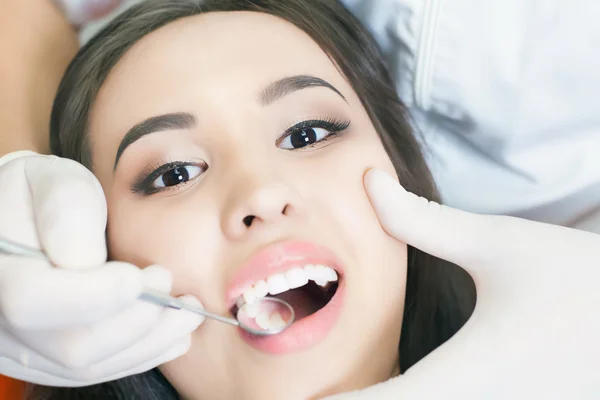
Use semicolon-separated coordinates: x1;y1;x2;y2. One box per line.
53;0;125;26
326;169;600;400
0;152;204;387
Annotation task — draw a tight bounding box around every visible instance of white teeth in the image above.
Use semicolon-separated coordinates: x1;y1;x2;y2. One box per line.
285;267;309;289
267;273;289;295
253;280;269;298
309;264;337;287
242;287;258;305
304;264;317;280
238;264;339;307
243;302;260;319
315;279;329;287
323;267;338;282
318;281;335;291
309;264;337;285
270;312;286;329
314;264;328;280
255;311;271;330
252;310;286;331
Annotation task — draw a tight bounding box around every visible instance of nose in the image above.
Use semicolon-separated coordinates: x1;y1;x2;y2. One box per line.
221;173;304;240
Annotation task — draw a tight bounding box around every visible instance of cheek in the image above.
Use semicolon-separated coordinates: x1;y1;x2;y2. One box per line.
323;130;400;251
321;130;407;302
104;193;223;298
312;132;407;375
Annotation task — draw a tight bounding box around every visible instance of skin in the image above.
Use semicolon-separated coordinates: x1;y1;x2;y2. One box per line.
89;11;407;400
0;0;78;155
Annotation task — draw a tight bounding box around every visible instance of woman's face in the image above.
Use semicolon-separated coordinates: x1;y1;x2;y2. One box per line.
89;11;407;400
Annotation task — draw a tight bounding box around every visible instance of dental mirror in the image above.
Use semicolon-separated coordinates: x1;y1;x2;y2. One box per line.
0;237;295;336
140;288;295;336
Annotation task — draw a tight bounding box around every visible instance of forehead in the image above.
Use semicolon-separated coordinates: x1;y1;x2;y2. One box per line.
92;11;346;122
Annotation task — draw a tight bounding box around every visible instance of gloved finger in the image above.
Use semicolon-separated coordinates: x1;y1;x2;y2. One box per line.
0;259;144;330
0;322;72;385
364;168;493;270
85;337;192;384
0;155;42;248
13;265;171;368
0;357;75;387
0;266;178;386
14;293;201;384
77;294;204;382
0;337;190;387
25;156;108;268
55;0;126;26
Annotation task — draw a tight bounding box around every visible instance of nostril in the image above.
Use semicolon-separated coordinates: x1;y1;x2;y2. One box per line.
243;215;255;227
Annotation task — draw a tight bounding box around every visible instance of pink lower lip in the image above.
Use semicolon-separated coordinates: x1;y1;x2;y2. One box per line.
239;278;345;354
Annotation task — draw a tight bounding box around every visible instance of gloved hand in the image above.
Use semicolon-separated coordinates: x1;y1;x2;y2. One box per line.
53;0;125;26
0;152;204;387
327;169;600;400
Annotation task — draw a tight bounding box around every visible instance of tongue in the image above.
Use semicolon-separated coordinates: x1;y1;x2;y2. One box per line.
273;289;319;320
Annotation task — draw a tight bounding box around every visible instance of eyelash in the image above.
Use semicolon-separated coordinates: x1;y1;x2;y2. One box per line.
131;117;351;196
131;159;207;196
277;117;351;150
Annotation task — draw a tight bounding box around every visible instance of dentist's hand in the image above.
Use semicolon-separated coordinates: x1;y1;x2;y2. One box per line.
328;169;600;400
0;152;203;387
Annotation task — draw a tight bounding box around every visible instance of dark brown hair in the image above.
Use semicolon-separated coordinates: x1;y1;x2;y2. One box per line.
40;0;475;398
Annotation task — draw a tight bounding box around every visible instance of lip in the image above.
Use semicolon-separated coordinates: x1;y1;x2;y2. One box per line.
227;240;346;354
227;240;345;308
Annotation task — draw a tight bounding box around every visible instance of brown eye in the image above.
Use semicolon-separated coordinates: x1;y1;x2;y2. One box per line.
279;127;331;149
153;165;203;188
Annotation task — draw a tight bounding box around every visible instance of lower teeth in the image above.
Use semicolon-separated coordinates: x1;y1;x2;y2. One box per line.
236;279;339;330
250;309;286;331
243;302;260;318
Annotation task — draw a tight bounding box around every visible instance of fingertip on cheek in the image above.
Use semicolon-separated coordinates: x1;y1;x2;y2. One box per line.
367;165;399;194
363;166;399;187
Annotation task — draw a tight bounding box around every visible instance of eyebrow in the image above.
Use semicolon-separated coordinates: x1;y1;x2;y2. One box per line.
114;112;196;170
259;75;346;105
113;76;345;171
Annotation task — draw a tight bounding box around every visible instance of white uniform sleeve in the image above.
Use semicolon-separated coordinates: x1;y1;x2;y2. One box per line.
78;0;144;43
342;0;600;226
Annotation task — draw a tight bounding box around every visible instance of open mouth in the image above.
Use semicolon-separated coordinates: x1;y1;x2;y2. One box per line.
230;265;341;328
226;240;347;353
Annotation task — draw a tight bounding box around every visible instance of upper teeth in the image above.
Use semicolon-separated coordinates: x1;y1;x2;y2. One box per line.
239;264;338;305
